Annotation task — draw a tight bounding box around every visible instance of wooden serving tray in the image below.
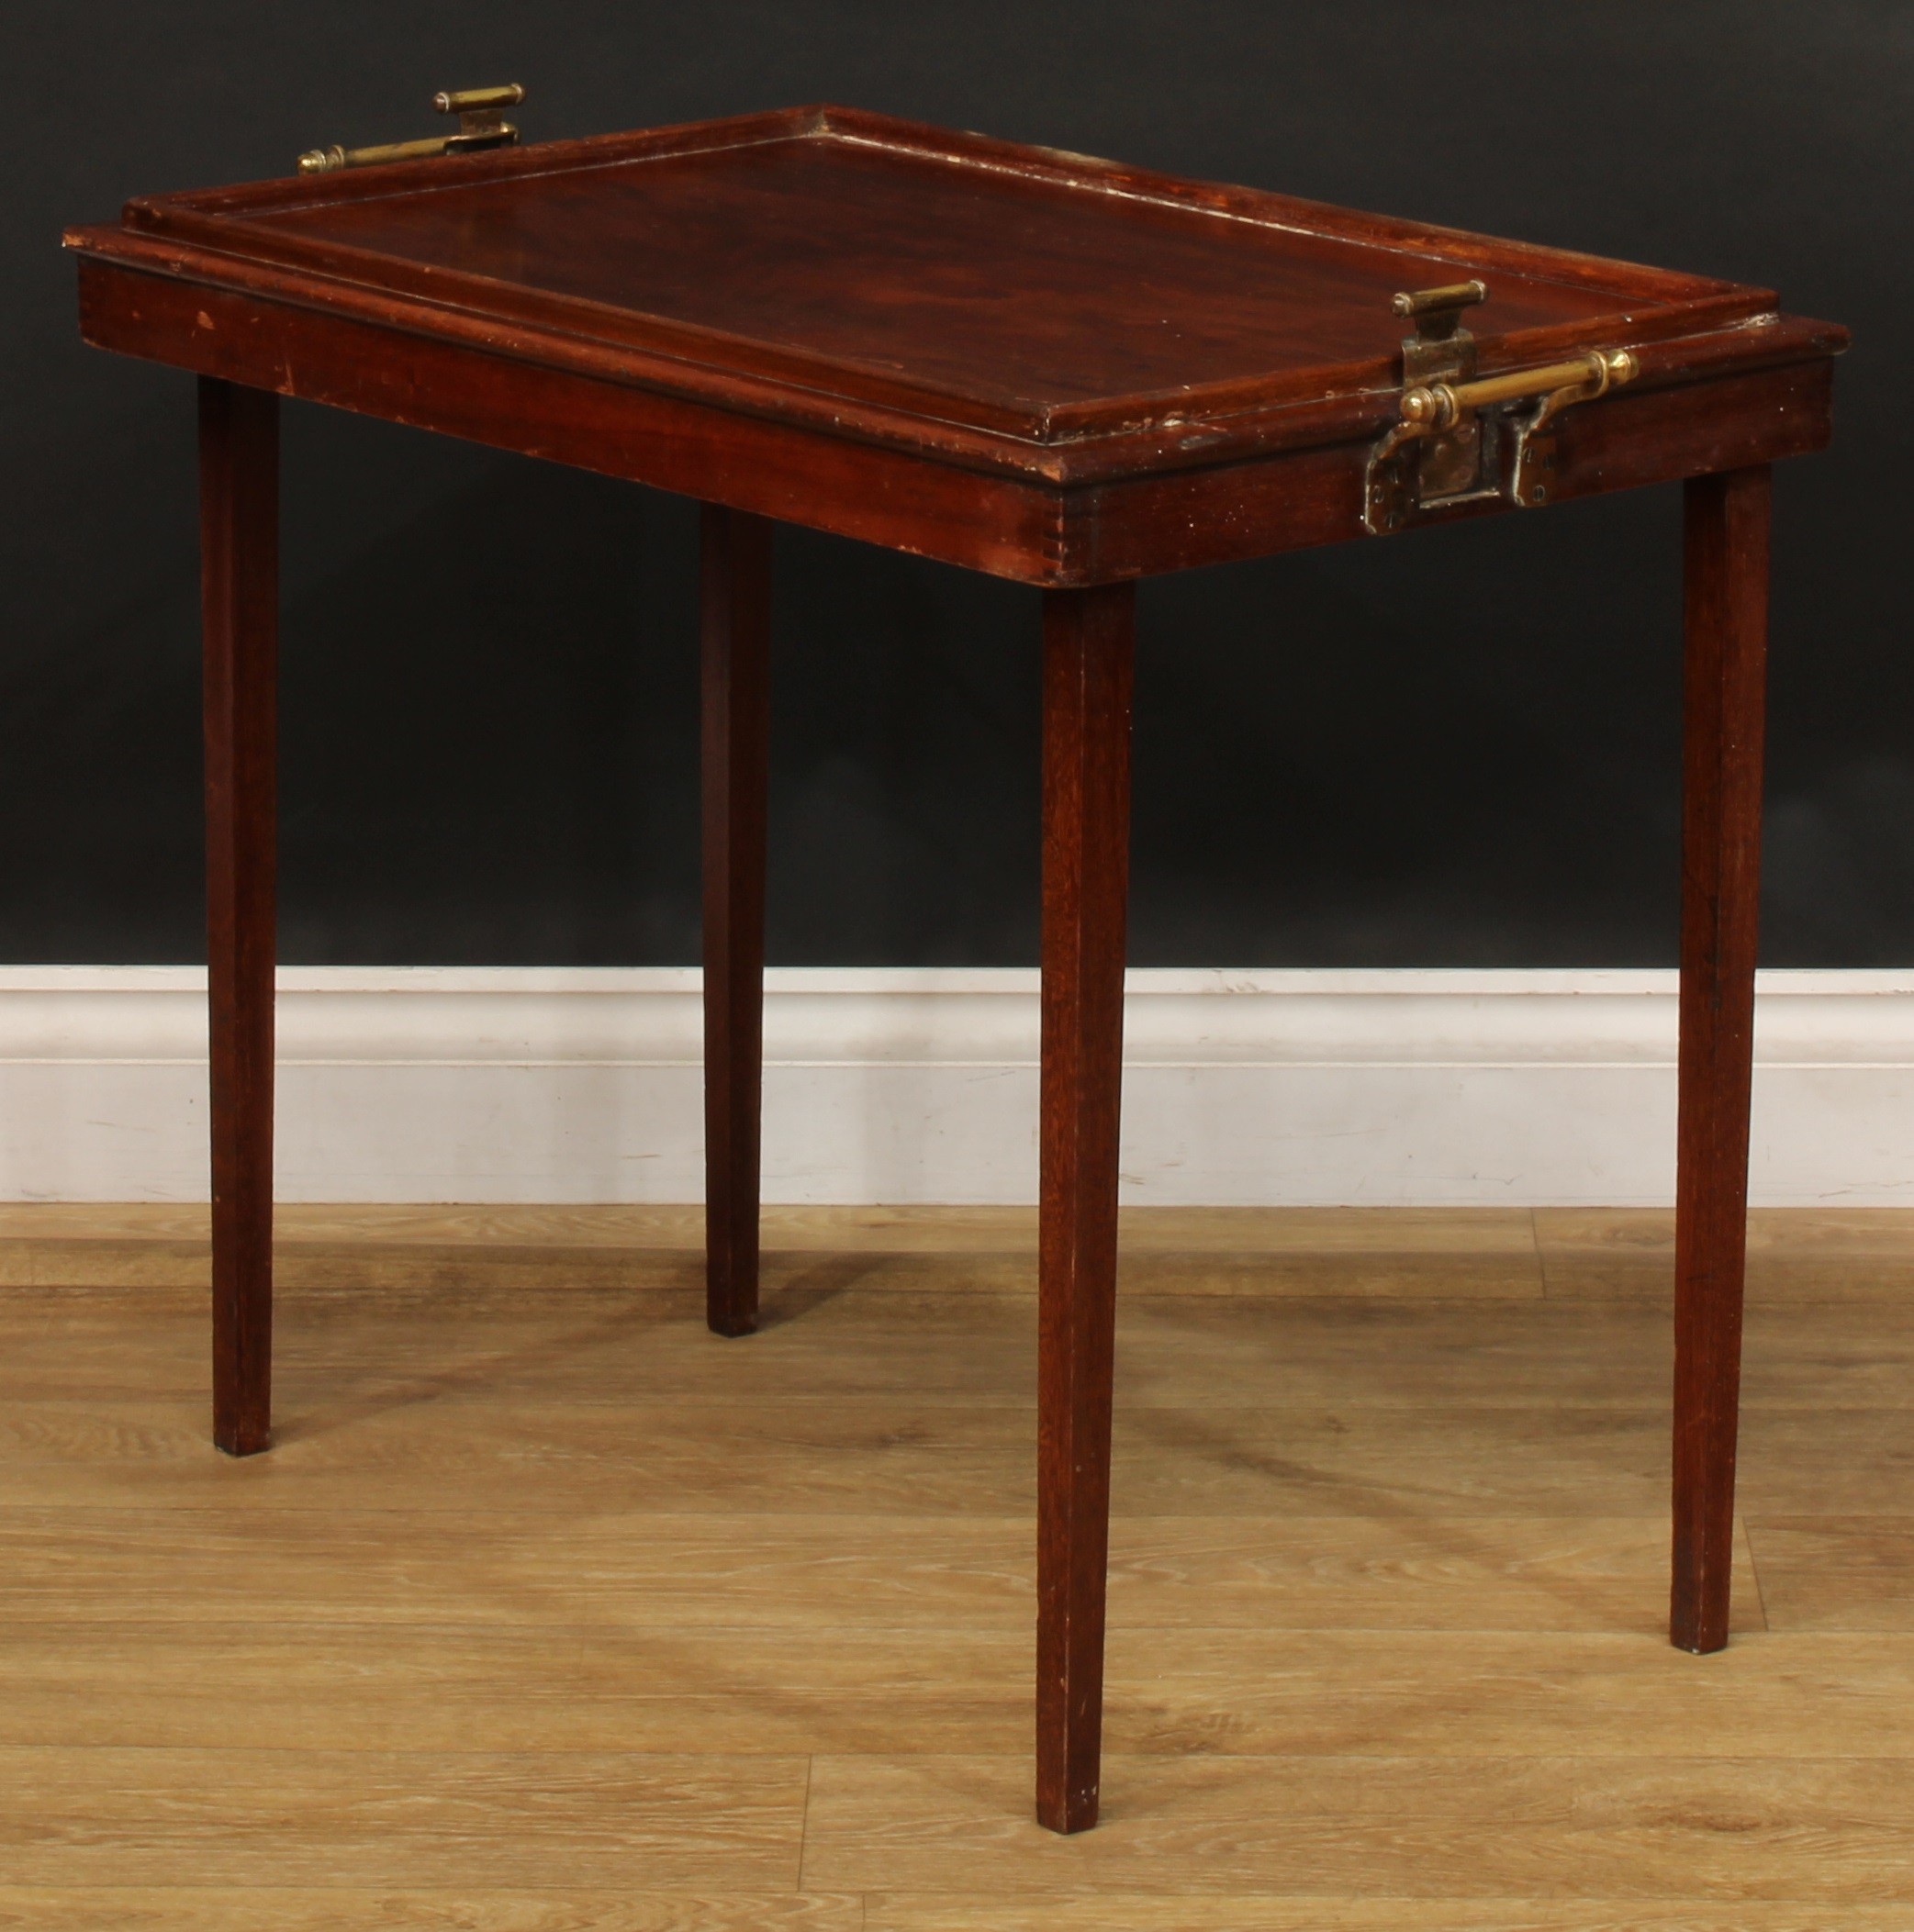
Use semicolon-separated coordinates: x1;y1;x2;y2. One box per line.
66;104;1845;582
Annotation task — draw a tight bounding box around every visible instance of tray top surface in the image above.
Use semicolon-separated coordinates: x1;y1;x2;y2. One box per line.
247;138;1623;406
82;106;1777;444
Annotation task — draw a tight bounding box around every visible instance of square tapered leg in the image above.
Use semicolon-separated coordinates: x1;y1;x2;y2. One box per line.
701;504;773;1337
198;376;279;1456
1035;581;1135;1834
1671;463;1772;1652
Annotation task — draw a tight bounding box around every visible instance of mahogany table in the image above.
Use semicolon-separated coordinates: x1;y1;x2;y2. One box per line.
66;103;1845;1834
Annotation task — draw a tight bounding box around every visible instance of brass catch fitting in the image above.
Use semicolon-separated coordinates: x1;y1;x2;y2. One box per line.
297;84;524;175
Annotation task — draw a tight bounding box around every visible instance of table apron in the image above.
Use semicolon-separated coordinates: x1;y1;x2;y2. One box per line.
1070;359;1833;580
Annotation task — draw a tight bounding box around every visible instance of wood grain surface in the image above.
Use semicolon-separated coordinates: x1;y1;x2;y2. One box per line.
66;108;1844;582
1035;584;1135;1830
700;504;773;1338
196;376;276;1457
1672;463;1773;1654
100;106;1770;443
3;1203;1908;1920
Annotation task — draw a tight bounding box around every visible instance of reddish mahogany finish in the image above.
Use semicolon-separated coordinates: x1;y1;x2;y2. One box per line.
93;106;1772;441
67;105;1846;1834
1671;464;1773;1654
198;375;277;1457
180;136;1640;419
701;505;773;1337
67;107;1843;583
73;249;1839;588
1035;584;1135;1834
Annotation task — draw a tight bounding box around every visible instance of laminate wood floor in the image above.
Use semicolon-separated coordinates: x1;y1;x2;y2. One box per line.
4;1204;1912;1928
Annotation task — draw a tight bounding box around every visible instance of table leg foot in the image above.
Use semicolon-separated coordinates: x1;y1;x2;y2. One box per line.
701;504;773;1338
199;377;278;1457
1035;581;1134;1834
1671;464;1771;1653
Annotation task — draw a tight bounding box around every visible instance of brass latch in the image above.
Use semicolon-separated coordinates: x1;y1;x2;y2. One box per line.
297;84;524;175
1365;281;1639;534
1396;279;1487;383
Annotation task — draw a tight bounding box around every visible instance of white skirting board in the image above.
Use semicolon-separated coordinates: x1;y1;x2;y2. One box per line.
0;966;1908;1206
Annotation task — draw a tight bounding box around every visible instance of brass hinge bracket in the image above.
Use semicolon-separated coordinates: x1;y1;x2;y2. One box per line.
1364;280;1640;535
297;84;524;175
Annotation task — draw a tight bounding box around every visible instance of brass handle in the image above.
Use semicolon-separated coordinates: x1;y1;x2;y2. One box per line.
1401;348;1640;431
1392;280;1487;325
297;137;453;173
298;83;523;174
432;85;523;117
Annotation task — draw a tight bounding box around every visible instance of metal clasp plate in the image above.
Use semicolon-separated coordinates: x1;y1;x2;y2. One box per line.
1364;281;1640;534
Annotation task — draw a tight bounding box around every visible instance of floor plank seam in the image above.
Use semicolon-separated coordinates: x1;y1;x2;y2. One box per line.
1743;1510;1774;1631
798;1751;815;1893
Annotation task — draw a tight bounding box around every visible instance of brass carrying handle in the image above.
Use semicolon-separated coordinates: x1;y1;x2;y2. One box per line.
1393;279;1487;332
298;84;524;174
431;84;524;117
1401;348;1640;431
297;137;456;173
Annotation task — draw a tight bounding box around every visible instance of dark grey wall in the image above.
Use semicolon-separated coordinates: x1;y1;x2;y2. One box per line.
8;2;1907;966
